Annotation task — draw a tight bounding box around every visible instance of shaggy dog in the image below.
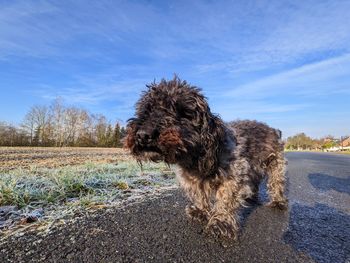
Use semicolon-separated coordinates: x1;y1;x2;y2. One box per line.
125;77;288;240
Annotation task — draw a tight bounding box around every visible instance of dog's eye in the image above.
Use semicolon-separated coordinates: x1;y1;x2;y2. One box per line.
176;102;194;119
139;103;152;116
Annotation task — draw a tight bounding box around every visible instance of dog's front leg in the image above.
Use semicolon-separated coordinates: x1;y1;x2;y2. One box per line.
206;179;241;240
177;173;211;223
185;184;211;224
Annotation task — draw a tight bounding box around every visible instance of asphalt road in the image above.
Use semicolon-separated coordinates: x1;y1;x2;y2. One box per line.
1;152;349;263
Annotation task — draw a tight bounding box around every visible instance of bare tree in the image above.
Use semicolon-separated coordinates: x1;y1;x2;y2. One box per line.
21;105;51;146
50;98;65;147
34;105;51;146
22;109;36;145
94;114;108;147
76;109;94;146
64;107;81;146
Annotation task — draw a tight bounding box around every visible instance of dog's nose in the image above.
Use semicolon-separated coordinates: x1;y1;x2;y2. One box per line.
136;129;152;144
137;129;149;140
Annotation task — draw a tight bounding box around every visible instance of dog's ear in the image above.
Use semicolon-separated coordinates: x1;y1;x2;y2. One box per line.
124;122;136;151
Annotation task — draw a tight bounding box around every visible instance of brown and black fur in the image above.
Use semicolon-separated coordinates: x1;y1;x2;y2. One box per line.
125;77;288;240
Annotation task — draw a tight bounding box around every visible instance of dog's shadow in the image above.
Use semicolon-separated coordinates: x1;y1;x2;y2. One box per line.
242;175;350;263
283;203;350;263
308;173;350;194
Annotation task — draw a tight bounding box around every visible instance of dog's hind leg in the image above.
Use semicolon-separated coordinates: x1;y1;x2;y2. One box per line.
265;153;288;209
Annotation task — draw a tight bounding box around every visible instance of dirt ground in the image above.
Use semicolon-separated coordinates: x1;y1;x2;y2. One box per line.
0;147;130;170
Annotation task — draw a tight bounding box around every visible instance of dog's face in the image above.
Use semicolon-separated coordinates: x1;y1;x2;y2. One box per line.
125;77;211;164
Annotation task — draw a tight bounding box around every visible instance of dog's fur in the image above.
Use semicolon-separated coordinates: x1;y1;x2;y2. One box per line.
125;77;288;239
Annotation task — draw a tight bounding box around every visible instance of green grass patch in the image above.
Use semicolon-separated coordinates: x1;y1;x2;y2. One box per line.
0;161;175;208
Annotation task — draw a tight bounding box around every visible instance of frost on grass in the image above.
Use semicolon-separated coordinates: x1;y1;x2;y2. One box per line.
0;161;176;236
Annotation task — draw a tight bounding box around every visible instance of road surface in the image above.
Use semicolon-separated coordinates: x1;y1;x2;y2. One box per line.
1;152;349;263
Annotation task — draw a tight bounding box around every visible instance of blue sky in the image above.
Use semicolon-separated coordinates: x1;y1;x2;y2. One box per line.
0;0;349;138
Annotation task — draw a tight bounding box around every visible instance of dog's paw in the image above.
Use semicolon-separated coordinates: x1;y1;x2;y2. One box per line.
266;199;288;210
206;217;238;240
185;205;209;223
245;194;261;205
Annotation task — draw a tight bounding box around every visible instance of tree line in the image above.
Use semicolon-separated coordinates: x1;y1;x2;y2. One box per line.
2;104;347;150
0;99;126;147
284;133;347;151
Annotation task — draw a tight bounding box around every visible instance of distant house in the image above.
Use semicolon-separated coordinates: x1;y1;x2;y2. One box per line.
323;138;333;143
324;137;340;144
341;137;350;147
323;136;350;152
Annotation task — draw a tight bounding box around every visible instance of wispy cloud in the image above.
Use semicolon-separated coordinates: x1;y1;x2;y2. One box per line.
0;0;159;58
214;101;310;117
225;53;350;98
35;78;148;105
194;1;350;74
